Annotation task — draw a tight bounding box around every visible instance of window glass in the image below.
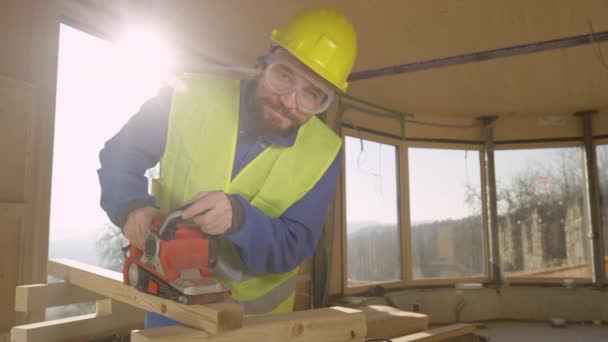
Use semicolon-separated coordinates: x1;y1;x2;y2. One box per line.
408;148;485;279
495;148;591;278
344;136;401;287
597;145;608;278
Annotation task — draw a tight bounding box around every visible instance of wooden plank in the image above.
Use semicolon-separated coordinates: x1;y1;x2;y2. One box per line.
392;323;476;342
47;258;243;333
15;282;104;313
131;306;366;342
361;305;429;339
11;299;143;342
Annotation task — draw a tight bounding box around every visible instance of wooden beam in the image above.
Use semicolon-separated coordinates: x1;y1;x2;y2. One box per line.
361;305;429;339
15;283;104;313
11;300;143;342
392;323;476;342
47;259;243;333
131;306;367;342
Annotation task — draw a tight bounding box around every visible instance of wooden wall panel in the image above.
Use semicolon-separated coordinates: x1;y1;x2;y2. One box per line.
0;216;22;332
0;1;36;82
0;80;31;202
0;0;47;333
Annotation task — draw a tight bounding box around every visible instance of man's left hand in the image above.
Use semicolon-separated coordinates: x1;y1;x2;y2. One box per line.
182;191;234;235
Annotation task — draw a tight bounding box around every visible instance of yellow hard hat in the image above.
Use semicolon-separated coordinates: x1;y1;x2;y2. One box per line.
270;8;357;92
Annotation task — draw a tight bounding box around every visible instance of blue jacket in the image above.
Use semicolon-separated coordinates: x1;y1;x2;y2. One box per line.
98;81;342;275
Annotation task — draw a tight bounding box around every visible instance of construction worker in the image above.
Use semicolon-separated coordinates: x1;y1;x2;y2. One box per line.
98;8;357;327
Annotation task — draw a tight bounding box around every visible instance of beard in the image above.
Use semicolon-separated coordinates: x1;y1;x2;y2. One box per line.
248;86;304;138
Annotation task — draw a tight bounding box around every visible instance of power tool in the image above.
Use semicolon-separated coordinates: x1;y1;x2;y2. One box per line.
123;208;231;305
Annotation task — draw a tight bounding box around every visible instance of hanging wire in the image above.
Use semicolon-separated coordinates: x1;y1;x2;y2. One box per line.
588;20;608;72
342;109;366;152
342;107;388;199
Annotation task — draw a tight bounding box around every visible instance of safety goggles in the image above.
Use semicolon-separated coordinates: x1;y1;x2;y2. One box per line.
262;61;334;115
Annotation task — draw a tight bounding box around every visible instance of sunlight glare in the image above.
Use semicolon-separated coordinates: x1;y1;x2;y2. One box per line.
116;28;174;94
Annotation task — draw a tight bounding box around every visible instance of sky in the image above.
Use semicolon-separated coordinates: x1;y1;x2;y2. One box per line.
344;137;482;227
344;136;588;230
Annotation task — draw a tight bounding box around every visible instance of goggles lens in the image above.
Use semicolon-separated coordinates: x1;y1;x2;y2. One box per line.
263;62;333;115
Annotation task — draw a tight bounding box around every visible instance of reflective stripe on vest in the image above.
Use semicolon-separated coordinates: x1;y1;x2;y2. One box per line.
152;73;341;315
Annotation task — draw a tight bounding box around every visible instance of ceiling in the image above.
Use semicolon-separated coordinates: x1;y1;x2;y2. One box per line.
95;0;608;117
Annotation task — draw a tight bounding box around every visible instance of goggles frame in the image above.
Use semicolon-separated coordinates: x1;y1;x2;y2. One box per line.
261;59;335;115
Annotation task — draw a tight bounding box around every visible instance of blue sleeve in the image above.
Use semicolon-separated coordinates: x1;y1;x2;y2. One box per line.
97;87;172;226
226;149;343;274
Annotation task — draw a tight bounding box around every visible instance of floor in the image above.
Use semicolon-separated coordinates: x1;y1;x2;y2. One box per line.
472;321;608;342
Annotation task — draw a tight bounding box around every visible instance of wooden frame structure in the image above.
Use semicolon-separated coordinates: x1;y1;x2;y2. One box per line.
10;259;475;342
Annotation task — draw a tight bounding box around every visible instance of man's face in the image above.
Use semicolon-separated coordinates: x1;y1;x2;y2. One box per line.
249;51;333;138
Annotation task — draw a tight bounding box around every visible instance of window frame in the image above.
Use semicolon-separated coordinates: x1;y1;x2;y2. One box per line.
341;127;489;294
593;139;608;284
339;127;606;292
341;128;408;294
405;141;489;286
26;1;127;293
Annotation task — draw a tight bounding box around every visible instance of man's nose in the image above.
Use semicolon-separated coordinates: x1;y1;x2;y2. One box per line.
278;91;297;110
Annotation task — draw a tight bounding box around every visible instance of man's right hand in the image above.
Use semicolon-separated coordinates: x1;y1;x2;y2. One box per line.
123;206;161;249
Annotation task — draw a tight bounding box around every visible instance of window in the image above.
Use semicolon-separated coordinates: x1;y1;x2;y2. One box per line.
495;147;591;279
49;24;167;273
408;148;485;279
597;145;608;277
344;136;401;287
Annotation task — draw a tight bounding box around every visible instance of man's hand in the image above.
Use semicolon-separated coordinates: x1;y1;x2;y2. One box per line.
182;191;234;235
123;206;161;249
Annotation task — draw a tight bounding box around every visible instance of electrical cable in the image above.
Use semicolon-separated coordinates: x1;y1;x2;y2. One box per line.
365;339;393;342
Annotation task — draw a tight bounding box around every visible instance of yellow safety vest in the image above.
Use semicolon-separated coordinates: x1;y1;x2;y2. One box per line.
152;74;341;315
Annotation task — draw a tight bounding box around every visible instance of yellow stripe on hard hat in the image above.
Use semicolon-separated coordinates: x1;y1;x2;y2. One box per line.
270;8;357;92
